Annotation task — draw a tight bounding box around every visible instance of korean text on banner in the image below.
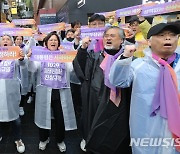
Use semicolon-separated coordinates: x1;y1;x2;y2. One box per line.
0;46;21;60
30;46;77;63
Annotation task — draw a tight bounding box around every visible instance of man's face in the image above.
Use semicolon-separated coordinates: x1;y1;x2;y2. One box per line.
148;30;179;56
89;20;105;28
129;21;141;34
103;28;123;50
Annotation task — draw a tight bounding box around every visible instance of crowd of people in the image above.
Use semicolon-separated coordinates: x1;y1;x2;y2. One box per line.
0;9;180;154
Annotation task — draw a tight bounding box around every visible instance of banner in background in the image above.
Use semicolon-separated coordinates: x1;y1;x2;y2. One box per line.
0;23;15;28
141;1;180;16
0;28;33;36
60;42;74;50
12;19;36;25
116;5;143;18
38;23;65;34
80;27;105;39
115;1;179;17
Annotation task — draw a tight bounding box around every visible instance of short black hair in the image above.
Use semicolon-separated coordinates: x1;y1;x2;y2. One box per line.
89;14;105;23
65;29;75;37
127;16;140;25
71;20;81;28
44;32;60;48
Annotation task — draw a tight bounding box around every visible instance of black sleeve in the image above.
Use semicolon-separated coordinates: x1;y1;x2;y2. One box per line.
76;47;88;74
125;36;135;44
74;43;79;50
120;55;137;60
60;30;66;40
120;55;129;59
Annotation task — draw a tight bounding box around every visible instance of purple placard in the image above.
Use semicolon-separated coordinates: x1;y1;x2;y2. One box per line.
141;1;180;16
0;61;15;79
116;5;142;17
12;19;36;25
0;28;32;36
40;62;69;89
60;42;74;50
115;1;180;18
30;46;76;62
38;23;65;34
80;27;105;39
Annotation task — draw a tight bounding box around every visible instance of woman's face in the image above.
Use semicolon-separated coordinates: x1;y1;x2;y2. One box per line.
15;36;23;46
1;35;13;46
47;35;59;51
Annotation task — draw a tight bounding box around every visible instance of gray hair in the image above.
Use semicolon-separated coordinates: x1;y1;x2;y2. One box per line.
103;26;125;39
1;34;14;43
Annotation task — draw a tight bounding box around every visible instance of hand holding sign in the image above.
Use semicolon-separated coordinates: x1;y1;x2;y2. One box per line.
27;49;32;58
19;49;25;61
136;9;145;22
0;46;21;60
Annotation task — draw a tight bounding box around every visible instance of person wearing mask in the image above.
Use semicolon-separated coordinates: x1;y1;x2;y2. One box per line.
73;26;132;153
0;35;26;153
28;32;77;152
63;29;75;43
110;23;180;154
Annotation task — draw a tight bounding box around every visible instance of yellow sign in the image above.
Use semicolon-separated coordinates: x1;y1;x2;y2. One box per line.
11;8;17;14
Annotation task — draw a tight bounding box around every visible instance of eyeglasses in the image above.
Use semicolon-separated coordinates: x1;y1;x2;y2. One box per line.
104;34;117;38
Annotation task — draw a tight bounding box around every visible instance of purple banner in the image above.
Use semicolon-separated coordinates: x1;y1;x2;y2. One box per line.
12;19;36;25
80;27;105;39
0;61;15;79
40;62;69;89
116;5;142;17
30;46;77;62
0;28;32;36
97;11;116;18
0;23;15;28
115;1;180;17
38;23;65;34
60;42;74;50
141;1;180;16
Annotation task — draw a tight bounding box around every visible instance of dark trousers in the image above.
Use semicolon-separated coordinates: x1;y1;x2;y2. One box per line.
70;83;82;117
39;92;65;143
19;95;27;107
0;118;21;141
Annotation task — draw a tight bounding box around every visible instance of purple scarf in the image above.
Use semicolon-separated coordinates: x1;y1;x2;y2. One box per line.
151;53;180;139
100;48;123;106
